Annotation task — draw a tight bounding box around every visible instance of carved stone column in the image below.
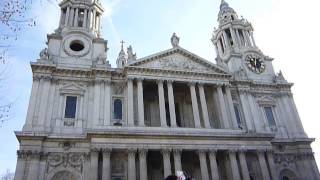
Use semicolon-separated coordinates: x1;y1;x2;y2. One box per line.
198;150;209;180
137;78;145;126
173;149;182;172
167;80;177;127
24;76;40;129
257;151;271;180
69;8;75;26
198;84;211;128
228;150;241;180
216;85;231;129
127;78;134;126
104;81;111;126
27;151;41;180
239;90;254;131
238;150;250;180
90;150;99;180
73;8;79;27
158;80;167;127
83;9;88;28
189;83;201;128
93;80;102;126
14;151;27;180
128;149;136;180
139;149;148;180
266;151;277;180
64;6;70;26
38;77;51;129
161;149;172;177
208;150;219;180
102;149;111;180
225;86;238;129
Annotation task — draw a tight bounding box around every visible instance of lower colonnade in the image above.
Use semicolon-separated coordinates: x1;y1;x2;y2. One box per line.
90;147;277;180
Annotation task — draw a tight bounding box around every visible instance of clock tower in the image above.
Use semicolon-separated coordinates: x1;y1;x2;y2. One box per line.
212;0;276;82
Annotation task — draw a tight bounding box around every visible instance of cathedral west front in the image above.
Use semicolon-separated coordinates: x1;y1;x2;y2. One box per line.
14;0;320;180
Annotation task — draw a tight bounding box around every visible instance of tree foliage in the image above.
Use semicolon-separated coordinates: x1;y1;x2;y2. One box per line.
0;0;36;125
0;169;14;180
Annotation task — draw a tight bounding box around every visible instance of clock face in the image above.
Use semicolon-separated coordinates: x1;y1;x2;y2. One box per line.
245;54;266;73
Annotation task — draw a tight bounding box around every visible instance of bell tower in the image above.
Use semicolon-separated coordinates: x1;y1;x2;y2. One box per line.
39;0;110;68
212;0;276;82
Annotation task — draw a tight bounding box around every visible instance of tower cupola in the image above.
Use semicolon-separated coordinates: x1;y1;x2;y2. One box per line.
58;0;104;37
218;0;238;25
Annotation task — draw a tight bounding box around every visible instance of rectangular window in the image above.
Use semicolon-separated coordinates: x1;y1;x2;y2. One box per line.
264;107;276;126
233;104;242;129
64;96;77;119
113;98;123;120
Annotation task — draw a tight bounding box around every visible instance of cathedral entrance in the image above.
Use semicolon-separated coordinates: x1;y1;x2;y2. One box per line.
51;171;79;180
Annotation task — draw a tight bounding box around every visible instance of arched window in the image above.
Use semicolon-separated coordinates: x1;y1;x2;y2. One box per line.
113;99;122;120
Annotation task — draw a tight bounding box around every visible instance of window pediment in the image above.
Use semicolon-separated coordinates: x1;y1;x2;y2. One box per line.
60;82;85;95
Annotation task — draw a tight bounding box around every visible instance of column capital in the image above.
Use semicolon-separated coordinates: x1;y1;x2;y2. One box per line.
188;81;196;86
173;148;182;155
161;148;172;155
198;82;205;86
127;77;135;81
127;148;137;154
227;149;239;154
102;148;112;155
197;149;208;155
167;79;174;84
137;77;144;82
156;78;164;83
138;148;148;157
208;149;218;154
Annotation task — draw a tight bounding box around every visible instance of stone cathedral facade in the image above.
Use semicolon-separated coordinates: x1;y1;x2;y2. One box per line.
14;0;320;180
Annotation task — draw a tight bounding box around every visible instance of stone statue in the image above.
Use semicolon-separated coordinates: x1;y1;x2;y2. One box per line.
39;48;49;60
127;45;137;63
171;33;180;47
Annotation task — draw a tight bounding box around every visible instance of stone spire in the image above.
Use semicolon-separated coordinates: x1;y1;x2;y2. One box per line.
117;40;127;68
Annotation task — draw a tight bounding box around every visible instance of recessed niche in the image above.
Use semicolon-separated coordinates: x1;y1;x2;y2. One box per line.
70;40;84;52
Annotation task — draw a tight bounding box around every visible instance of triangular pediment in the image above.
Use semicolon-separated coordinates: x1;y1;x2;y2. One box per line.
60;82;85;95
128;47;229;75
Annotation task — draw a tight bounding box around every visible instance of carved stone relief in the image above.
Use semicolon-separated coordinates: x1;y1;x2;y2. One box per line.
141;54;212;72
47;152;87;174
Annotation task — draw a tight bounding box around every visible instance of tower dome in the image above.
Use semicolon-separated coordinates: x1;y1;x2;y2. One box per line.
218;0;238;25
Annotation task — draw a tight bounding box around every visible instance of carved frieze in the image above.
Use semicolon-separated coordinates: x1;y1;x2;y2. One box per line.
47;152;87;173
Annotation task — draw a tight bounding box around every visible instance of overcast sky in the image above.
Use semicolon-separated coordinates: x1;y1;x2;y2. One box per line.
1;0;320;175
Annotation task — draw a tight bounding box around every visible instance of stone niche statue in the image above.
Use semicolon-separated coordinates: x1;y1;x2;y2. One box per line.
127;45;137;63
39;48;49;60
171;33;180;47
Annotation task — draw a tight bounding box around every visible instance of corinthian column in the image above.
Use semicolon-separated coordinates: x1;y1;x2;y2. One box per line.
198;150;209;180
238;150;250;180
257;151;271;180
137;78;145;126
128;149;136;180
208;150;219;180
139;149;148;180
90;150;99;180
189;83;201;128
127;78;134;126
14;151;27;180
228;150;241;180
161;149;172;177
158;80;167;127
216;85;231;129
173;149;182;172
225;86;238;129
167;80;177;127
198;84;211;128
266;151;278;180
102;149;111;180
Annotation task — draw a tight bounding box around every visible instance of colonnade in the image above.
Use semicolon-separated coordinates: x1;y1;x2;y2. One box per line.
127;78;239;129
89;148;278;180
60;5;101;33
